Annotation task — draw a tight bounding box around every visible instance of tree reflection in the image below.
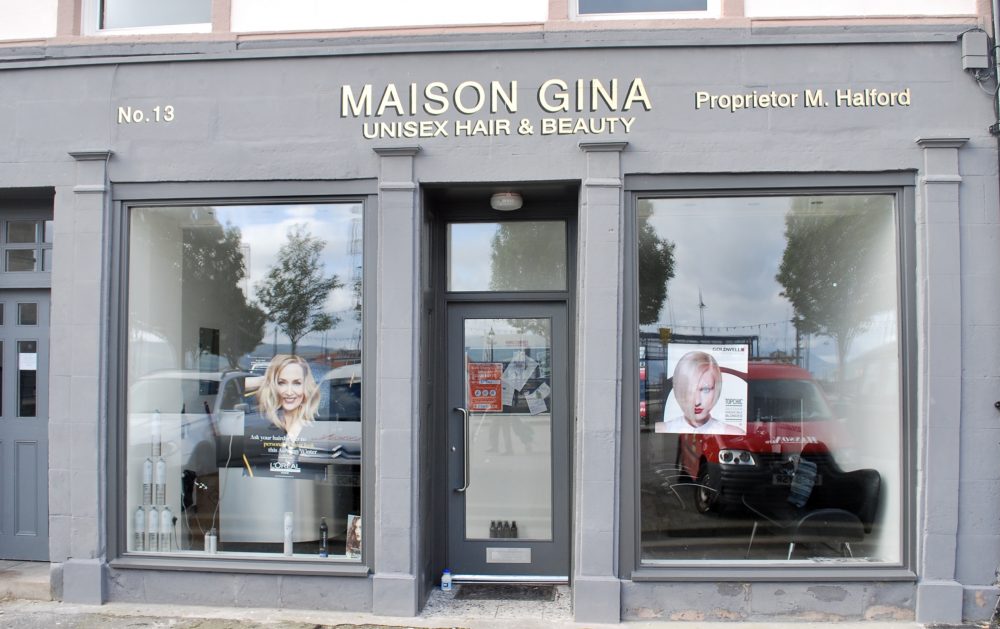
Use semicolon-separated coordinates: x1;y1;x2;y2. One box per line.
637;201;676;325
255;224;342;355
775;197;895;382
182;211;266;369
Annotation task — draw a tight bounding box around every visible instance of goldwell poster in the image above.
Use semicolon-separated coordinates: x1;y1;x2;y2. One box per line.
655;343;748;435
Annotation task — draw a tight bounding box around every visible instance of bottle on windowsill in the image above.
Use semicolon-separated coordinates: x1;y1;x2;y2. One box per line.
319;517;329;557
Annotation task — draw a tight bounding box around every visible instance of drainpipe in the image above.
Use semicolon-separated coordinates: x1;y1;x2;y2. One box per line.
995;5;1000;629
992;0;1000;239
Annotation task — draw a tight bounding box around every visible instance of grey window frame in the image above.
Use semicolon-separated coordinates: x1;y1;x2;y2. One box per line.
0;190;53;291
106;179;377;576
620;172;918;582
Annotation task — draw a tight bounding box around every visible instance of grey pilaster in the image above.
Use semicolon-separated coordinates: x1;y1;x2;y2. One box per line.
572;141;627;624
371;146;421;616
57;150;113;604
914;137;967;625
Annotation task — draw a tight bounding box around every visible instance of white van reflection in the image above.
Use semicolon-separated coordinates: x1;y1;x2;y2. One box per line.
128;369;251;478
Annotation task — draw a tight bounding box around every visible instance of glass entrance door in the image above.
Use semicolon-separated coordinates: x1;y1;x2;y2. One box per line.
446;302;569;580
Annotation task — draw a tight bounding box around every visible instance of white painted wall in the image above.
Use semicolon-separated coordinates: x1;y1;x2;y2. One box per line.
0;0;57;40
231;0;548;32
746;0;978;18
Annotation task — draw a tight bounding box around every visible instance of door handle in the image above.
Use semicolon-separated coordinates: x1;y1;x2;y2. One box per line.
454;406;470;493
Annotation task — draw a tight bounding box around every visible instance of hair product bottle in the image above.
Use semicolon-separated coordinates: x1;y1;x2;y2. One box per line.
134;506;145;551
154;457;166;505
319;517;329;557
160;506;173;552
283;512;293;556
147;506;159;552
142;458;153;505
150;410;162;457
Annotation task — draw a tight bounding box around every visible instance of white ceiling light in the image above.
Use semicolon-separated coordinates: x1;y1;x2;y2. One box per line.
490;192;523;211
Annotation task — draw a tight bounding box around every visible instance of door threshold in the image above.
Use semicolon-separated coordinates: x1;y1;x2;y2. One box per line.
451;574;568;585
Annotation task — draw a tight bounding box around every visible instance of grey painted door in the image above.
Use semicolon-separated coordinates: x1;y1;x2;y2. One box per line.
0;289;49;560
447;302;569;580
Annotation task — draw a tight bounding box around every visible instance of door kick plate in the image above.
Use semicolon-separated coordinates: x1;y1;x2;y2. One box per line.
486;547;531;563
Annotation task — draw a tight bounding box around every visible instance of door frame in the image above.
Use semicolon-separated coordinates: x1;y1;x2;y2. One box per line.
424;183;578;584
0;193;54;561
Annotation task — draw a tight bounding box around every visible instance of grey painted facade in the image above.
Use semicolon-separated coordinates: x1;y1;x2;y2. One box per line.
0;25;997;624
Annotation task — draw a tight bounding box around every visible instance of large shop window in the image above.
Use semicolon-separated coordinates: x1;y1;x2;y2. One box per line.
125;202;363;560
637;194;902;564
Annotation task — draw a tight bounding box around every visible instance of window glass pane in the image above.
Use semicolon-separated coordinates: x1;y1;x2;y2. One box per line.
7;221;37;244
17;340;36;417
126;203;363;557
580;0;708;14
17;303;37;326
0;304;5;325
464;318;553;541
448;222;567;291
637;194;901;564
43;221;54;244
102;0;211;29
42;249;53;272
6;250;36;272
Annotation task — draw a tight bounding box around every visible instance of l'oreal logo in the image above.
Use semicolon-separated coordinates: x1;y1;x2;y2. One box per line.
341;78;653;117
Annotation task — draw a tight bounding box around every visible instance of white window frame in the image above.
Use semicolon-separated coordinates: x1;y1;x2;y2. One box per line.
82;0;212;36
573;0;720;21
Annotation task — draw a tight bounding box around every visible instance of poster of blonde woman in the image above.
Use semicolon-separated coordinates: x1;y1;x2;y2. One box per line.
655;343;748;435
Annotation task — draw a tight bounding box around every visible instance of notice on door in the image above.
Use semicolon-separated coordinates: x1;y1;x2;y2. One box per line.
18;352;37;370
468;362;503;412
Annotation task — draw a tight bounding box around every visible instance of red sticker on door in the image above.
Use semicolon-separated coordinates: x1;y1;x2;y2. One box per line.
468;362;503;412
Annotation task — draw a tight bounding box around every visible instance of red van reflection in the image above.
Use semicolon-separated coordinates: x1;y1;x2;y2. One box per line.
676;361;845;513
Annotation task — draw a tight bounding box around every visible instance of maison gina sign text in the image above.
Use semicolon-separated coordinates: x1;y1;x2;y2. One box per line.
112;78;914;136
340;78;652;139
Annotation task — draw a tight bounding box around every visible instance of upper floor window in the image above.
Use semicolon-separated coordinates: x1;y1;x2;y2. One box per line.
577;0;718;19
86;0;211;34
744;0;977;18
0;0;58;41
230;0;547;33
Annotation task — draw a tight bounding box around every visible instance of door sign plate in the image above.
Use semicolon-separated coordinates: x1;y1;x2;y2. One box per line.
486;547;532;564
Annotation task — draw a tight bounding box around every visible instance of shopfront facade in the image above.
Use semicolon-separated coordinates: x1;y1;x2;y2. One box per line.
0;4;998;624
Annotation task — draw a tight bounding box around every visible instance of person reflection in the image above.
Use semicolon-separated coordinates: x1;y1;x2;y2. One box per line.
487;392;535;455
661;351;743;435
487;414;513;454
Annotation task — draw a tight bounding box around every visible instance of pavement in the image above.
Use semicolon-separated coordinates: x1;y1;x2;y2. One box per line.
0;561;992;628
0;600;947;629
